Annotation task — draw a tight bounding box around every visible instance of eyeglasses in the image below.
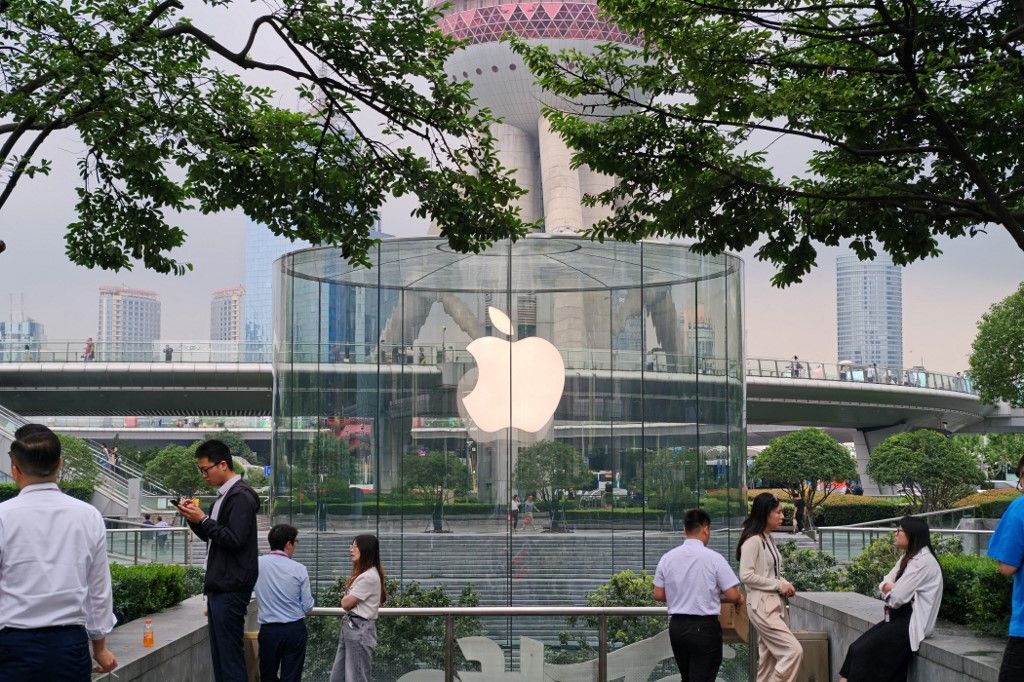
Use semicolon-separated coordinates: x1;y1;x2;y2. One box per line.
197;462;221;475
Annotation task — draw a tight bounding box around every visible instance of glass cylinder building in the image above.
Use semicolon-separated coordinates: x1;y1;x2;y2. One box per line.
272;236;747;677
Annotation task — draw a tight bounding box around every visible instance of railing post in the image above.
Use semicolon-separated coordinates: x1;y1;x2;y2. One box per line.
598;613;608;682
747;626;758;681
133;532;140;565
444;613;454;682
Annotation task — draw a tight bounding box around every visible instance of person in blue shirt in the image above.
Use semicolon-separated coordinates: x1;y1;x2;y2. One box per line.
254;524;315;682
988;455;1024;682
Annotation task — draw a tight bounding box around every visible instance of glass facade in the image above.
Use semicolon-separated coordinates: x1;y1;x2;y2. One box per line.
272;236;746;679
836;254;903;370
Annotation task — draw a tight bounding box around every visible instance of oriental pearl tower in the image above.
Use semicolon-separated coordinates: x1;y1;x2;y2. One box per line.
432;0;639;233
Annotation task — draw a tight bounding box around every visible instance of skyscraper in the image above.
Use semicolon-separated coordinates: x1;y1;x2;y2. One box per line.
0;317;45;361
97;286;161;358
836;254;903;370
243;221;306;347
210;286;245;341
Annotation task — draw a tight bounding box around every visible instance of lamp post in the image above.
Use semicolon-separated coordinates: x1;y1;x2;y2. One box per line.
441;325;447;363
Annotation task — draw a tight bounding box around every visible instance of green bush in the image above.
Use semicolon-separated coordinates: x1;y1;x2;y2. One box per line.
937;554;1012;636
811;496;907;526
183;565;206;597
305;577;482;680
953;489;1022;519
778;541;846;592
110;563;188;625
0;481;96;502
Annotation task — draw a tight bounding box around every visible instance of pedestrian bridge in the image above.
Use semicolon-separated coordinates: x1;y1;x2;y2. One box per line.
0;340;1004;433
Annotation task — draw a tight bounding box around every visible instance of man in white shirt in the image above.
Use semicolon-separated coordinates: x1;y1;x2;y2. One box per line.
654;509;745;682
0;425;118;680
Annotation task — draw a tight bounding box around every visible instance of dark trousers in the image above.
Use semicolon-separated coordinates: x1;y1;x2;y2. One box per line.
1000;636;1024;682
669;614;723;682
258;620;308;682
0;625;91;681
208;590;251;682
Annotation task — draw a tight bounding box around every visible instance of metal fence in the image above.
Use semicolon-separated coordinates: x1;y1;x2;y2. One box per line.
105;524;192;565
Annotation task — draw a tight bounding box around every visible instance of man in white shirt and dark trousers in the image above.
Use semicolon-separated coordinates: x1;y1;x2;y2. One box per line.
176;439;260;682
0;425;118;679
654;509;745;682
254;524;314;682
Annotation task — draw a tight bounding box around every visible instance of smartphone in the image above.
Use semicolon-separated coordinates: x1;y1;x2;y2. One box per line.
170;498;180;507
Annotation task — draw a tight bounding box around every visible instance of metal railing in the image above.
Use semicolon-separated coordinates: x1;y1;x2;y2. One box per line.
745;357;975;395
304;605;752;682
817;506;991;563
105;525;192;565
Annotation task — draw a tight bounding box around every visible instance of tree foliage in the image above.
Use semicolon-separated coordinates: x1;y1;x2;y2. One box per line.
401;451;471;508
644;447;701;514
512;0;1024;285
868;430;986;511
750;428;857;525
514;440;592;502
954;433;1024;479
56;433;99;484
144;443;204;496
0;0;530;274
289;433;355;499
970;282;1024;407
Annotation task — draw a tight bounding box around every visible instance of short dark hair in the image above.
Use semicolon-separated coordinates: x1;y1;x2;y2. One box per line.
683;508;712;533
1017;454;1024;478
268;524;298;551
195;439;232;469
10;427;61;477
13;423;50;440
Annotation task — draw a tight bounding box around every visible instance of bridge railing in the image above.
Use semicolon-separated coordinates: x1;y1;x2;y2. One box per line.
745;357;975;394
1;340;976;395
104;522;191;565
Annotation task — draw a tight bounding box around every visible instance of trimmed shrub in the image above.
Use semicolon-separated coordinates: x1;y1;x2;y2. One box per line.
0;481;96;502
953;489;1022;519
778;541;846;592
938;554;1013;637
110;563;188;625
811;495;907;526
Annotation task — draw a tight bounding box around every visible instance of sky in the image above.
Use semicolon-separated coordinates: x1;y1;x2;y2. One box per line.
1;5;1021;373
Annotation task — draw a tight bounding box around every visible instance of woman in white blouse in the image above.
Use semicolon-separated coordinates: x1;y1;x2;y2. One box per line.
839;516;944;682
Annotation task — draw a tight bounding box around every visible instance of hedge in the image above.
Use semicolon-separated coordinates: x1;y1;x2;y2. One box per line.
747;488;907;526
110;563;189;625
938;554;1013;637
0;481;95;502
953;489;1022;519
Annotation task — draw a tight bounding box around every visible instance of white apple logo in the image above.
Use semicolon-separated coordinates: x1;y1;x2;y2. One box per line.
461;307;565;433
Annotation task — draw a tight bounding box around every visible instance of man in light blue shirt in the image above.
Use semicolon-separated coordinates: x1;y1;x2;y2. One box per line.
654;509;745;682
254;524;315;682
988;455;1024;682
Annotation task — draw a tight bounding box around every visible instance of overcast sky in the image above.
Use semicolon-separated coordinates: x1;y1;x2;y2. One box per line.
1;4;1020;373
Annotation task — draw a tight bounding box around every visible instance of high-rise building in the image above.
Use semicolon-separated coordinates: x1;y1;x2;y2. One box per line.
0;317;45;361
97;286;161;356
243;221;306;347
836;254;903;370
210;286;245;341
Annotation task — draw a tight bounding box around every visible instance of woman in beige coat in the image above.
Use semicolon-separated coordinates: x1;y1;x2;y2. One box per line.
737;492;803;682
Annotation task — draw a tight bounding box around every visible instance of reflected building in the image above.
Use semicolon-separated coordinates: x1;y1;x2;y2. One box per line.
836;254;903;369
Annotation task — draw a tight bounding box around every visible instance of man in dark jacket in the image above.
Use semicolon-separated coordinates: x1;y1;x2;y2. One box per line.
176;440;260;682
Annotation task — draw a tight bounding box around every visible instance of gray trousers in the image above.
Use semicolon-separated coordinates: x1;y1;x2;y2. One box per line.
329;616;377;682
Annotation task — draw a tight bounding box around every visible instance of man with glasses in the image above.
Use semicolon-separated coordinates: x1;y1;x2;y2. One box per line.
989;454;1024;682
176;440;260;682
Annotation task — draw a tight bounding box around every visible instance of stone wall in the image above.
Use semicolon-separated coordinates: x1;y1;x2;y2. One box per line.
91;595;213;682
789;592;1005;682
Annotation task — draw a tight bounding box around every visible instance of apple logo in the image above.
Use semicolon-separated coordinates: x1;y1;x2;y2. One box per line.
461;307;565;433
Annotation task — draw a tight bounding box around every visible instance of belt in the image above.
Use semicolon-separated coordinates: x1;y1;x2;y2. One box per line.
669;614;719;621
346;613;368;622
0;624;85;634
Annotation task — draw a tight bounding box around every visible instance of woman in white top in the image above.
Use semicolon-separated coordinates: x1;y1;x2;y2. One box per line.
839;516;944;682
329;534;387;682
738;492;803;682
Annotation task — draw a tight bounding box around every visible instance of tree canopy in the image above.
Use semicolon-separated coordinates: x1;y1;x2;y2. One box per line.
513;440;592;502
868;429;986;511
644;447;701;513
750;428;857;524
401;451;471;507
145;443;205;495
969;282;1024;407
512;0;1024;285
0;0;530;274
57;433;99;485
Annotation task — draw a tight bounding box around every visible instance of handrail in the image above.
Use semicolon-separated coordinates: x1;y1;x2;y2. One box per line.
818;526;993;536
310;606;669;617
